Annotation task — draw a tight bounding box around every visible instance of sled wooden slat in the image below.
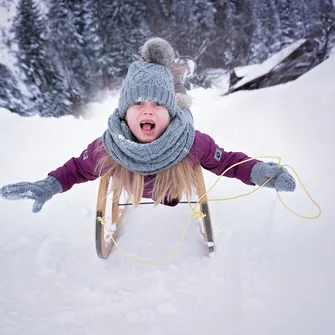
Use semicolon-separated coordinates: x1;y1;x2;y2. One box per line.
195;165;215;254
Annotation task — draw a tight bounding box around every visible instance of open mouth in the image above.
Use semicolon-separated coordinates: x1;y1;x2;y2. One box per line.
140;121;155;134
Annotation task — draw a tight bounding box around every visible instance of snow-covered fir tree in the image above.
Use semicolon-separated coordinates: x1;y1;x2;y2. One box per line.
12;0;70;117
170;0;216;68
47;0;91;116
0;63;25;115
82;0;105;95
97;0;151;85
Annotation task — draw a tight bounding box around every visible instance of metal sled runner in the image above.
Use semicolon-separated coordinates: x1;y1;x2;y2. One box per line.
95;165;215;260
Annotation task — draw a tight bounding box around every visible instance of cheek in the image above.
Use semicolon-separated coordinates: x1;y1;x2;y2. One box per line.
125;112;135;126
157;116;169;131
165;116;171;127
162;111;170;126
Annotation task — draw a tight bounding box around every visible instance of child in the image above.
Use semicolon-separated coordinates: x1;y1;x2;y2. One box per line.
0;38;296;213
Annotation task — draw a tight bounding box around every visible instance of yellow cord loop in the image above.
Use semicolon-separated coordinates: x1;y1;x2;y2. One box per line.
190;210;206;219
97;215;193;265
98;156;321;264
203;156;321;220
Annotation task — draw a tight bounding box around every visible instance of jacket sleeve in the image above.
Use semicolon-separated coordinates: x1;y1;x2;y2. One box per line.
191;130;261;185
48;137;104;192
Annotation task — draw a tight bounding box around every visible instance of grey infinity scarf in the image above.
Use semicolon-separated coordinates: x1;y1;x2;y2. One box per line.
102;107;195;175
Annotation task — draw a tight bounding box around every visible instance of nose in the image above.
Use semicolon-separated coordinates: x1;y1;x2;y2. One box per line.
141;102;154;115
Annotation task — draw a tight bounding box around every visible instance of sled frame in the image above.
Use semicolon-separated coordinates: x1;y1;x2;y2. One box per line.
95;175;128;259
195;165;215;254
95;165;215;259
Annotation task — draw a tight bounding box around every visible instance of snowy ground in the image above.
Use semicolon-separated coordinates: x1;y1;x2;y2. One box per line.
1;53;335;334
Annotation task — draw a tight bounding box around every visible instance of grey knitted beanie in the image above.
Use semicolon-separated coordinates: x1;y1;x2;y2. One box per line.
117;37;177;119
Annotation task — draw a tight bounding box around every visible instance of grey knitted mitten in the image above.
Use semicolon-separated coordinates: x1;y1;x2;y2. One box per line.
0;176;62;213
250;162;296;192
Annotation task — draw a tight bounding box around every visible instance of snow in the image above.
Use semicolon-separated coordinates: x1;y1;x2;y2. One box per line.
201;68;230;95
234;64;262;78
1;53;335;334
232;39;306;90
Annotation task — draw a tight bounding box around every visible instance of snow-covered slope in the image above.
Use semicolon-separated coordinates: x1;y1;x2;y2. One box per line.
0;54;334;335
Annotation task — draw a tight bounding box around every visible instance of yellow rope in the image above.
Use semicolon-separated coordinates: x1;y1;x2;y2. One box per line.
201;156;321;220
98;156;321;264
97;212;203;265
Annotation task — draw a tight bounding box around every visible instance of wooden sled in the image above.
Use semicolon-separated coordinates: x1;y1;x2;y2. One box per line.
95;165;215;259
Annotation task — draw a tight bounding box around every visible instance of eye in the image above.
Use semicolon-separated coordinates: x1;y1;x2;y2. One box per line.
154;101;163;107
134;101;143;106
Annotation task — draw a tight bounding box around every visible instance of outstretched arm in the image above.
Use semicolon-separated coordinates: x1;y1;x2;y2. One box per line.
48;137;102;192
191;130;260;185
191;130;295;191
0;137;104;212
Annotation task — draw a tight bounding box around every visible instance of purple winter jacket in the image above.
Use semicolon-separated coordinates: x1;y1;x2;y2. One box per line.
49;130;259;205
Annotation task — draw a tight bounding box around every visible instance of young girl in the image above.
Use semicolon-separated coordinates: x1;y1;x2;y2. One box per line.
0;38;296;213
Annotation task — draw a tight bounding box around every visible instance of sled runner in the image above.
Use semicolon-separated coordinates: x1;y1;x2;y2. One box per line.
195;165;215;254
95;165;215;260
95;175;129;259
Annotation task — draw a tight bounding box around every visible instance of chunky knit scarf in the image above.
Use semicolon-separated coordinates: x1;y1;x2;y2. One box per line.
102;107;195;175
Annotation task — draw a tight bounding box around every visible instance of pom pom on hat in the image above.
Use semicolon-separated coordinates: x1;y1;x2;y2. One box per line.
141;37;175;67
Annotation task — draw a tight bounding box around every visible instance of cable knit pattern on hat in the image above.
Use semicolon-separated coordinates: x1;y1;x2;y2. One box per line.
117;61;177;119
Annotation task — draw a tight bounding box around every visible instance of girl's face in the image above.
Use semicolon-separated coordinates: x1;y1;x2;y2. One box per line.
125;101;170;143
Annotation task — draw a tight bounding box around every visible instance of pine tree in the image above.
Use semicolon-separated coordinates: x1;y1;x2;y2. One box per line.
201;0;253;69
289;0;308;38
278;0;297;45
82;0;105;94
12;0;70;117
97;0;151;86
266;0;283;53
47;0;91;115
0;63;25;115
249;1;272;63
84;0;119;90
14;0;54;94
223;1;253;65
170;0;216;63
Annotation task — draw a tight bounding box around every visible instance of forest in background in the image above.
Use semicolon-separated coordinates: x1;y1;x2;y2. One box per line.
0;0;335;117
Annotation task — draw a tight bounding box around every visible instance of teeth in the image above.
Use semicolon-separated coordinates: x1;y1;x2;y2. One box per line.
140;121;155;130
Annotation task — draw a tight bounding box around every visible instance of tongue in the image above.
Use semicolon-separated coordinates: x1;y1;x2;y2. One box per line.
142;124;152;132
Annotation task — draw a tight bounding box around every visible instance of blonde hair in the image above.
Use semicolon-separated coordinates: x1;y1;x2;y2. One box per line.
95;138;200;205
